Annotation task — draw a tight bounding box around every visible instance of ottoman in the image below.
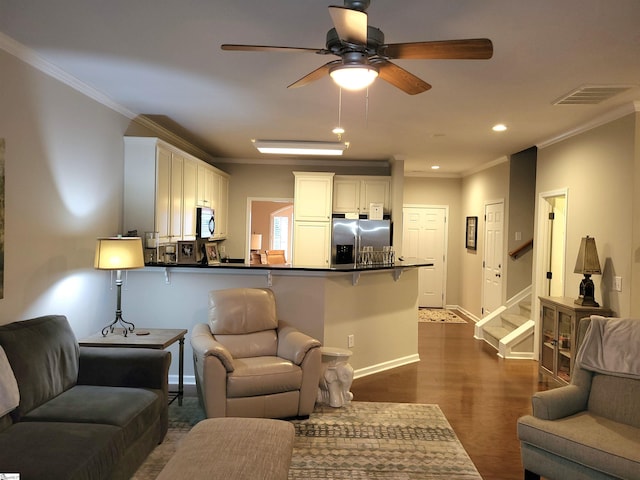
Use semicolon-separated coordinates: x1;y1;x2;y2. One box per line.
156;417;295;480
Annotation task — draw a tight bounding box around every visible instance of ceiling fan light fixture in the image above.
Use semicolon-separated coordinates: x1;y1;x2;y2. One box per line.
330;64;379;91
252;139;349;156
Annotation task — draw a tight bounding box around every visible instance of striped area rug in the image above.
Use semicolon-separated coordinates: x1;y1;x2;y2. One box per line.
134;398;481;479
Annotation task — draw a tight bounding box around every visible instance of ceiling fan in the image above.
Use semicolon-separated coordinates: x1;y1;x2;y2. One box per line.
221;0;493;95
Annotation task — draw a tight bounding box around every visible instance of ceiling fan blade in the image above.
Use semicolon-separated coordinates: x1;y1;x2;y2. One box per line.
377;61;432;95
288;60;341;89
328;6;367;45
383;38;493;60
221;44;327;54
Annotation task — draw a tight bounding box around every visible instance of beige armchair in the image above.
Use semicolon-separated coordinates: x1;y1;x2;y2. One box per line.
191;288;322;419
517;316;640;480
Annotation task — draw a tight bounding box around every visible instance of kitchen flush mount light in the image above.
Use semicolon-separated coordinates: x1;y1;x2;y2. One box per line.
492;123;508;132
252;139;349;156
330;64;379;91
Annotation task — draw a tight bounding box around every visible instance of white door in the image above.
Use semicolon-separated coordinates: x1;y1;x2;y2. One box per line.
483;201;504;316
403;206;446;308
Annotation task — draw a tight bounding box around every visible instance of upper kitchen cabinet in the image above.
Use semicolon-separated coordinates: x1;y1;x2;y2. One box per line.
293;172;334;222
292;172;334;267
197;162;229;240
124;137;228;243
333;176;391;215
212;173;229;239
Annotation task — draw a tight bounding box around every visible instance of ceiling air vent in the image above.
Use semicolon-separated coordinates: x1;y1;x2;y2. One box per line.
553;85;635;105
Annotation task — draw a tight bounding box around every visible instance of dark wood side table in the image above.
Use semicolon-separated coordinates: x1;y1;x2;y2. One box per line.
79;328;187;406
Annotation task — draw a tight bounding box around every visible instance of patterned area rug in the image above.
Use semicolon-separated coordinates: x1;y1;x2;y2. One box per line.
133;398;481;480
418;308;467;323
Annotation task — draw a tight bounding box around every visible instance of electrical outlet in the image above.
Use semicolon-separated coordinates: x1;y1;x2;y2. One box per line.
614;276;622;292
347;334;355;348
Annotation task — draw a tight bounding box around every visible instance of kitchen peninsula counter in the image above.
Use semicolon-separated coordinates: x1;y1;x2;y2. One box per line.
124;259;428;386
144;257;432;272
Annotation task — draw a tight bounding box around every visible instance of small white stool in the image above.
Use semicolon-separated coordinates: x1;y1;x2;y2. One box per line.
316;346;354;407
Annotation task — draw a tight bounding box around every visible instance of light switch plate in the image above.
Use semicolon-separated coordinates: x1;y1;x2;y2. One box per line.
614;276;622;292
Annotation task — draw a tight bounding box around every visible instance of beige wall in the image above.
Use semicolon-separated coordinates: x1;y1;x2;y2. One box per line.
403;176;463;306
0;49;128;336
535;113;638;317
460;161;510;318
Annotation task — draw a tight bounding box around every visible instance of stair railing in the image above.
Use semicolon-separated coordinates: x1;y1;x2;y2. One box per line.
509;238;533;259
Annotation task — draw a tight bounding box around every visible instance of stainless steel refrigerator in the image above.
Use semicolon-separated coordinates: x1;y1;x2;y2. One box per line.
331;218;392;266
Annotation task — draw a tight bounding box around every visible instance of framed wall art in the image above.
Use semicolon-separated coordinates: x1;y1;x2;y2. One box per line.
466;216;477;250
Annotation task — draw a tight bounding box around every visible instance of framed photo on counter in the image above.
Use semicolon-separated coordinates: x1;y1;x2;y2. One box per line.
177;240;197;264
205;242;220;265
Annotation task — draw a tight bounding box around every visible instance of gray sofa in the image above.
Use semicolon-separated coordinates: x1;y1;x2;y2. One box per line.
517;316;640;480
0;315;171;480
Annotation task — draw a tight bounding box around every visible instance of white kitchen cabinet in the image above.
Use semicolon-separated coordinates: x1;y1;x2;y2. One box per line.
214;173;229;239
196;163;215;208
197;163;229;239
124;137;228;243
293;221;331;267
154;146;171;242
292;172;334;267
333;176;391;215
333;177;361;213
182;157;198;240
293;172;334;222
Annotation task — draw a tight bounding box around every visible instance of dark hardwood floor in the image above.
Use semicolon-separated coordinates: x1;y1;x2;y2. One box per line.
350;318;549;480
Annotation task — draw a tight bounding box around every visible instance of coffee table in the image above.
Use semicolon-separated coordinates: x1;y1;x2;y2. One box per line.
79;328;187;405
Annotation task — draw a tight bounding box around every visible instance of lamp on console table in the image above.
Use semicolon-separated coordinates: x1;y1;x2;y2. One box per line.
573;235;602;307
250;233;263;265
94;236;144;336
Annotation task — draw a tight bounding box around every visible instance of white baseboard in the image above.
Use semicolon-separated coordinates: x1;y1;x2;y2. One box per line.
173;354;421;390
352;354;420;380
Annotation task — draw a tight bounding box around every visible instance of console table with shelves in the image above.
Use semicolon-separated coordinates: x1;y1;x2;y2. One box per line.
538;296;611;385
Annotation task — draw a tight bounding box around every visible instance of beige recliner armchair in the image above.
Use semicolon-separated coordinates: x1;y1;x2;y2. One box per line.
518;316;640;480
191;288;322;419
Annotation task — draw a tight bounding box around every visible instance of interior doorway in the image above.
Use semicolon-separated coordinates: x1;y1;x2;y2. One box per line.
482;200;504;316
536;190;568;297
247;198;294;263
533;189;568;358
402;205;448;308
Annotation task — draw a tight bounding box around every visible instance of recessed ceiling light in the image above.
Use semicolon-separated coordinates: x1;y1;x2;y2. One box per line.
492;124;507;132
431;165;440;170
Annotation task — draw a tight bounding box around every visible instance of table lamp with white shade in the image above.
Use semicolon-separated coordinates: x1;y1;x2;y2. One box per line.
94;236;144;336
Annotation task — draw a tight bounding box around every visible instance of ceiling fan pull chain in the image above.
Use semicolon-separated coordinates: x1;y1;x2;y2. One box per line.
365;86;370;128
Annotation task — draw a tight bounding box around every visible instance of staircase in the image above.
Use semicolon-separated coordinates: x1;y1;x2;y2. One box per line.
474;287;535;359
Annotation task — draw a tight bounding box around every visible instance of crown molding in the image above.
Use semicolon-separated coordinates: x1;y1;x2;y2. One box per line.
404;170;462;179
463;155;509;177
214;156;390;169
129;115;219;164
537;101;640;149
0;31;137;120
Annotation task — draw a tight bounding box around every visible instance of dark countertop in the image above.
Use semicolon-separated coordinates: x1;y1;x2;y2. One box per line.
144;257;433;273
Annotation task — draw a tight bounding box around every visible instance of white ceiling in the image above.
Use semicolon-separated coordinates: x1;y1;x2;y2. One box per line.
2;0;640;175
